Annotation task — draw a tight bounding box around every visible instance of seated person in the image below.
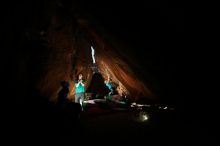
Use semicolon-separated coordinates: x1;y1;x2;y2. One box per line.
104;76;115;95
105;82;128;104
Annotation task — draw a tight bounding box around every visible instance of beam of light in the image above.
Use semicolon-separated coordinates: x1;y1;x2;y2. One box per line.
91;46;95;64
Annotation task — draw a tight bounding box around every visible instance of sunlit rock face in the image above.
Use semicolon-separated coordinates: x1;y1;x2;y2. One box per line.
88;28;155;100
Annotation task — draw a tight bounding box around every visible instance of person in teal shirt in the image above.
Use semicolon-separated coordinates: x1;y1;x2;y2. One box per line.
104;76;114;95
74;73;85;110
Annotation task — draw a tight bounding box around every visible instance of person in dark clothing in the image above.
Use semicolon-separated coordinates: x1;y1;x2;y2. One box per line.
56;81;69;109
